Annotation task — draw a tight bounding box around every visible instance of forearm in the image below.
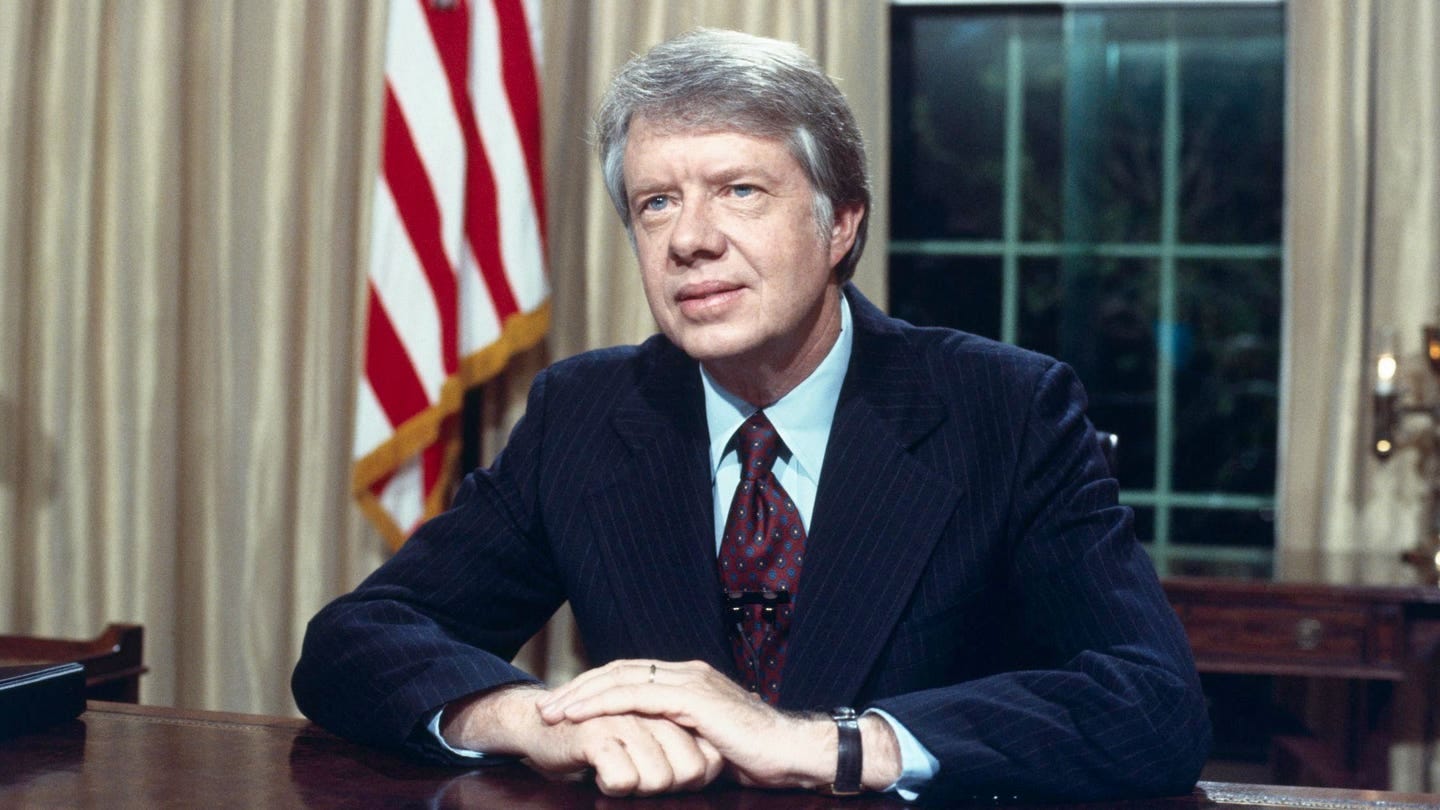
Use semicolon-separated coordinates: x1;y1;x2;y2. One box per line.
440;683;553;756
860;713;903;791
873;661;1209;801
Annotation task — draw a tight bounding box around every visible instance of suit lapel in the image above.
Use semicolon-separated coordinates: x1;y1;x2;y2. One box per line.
781;289;961;710
584;340;734;673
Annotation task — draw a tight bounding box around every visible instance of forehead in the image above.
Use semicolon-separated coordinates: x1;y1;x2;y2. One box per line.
622;117;804;181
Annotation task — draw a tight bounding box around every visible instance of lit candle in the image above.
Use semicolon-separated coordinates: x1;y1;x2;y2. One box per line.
1376;351;1397;396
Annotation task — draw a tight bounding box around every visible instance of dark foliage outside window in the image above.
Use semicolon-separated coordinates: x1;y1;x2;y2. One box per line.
890;4;1284;570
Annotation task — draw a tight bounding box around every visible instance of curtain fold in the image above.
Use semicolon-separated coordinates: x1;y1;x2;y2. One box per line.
1281;0;1440;555
0;0;390;715
1282;0;1440;790
0;0;887;717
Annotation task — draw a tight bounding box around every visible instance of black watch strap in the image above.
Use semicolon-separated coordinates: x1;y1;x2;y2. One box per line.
825;706;862;795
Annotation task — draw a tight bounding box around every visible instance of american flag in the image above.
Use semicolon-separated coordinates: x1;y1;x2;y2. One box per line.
353;0;549;550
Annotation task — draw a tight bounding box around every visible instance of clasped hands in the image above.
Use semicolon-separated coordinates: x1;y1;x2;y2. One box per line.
441;659;898;797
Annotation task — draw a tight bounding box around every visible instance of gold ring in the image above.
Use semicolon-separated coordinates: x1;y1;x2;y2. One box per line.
649;663;657;683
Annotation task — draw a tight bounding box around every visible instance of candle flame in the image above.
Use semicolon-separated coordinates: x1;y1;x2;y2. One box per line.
1378;353;1397;380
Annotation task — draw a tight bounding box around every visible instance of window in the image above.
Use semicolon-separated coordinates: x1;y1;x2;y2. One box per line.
889;3;1285;573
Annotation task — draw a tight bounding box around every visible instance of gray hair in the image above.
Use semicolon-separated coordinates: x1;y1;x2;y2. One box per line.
594;28;870;283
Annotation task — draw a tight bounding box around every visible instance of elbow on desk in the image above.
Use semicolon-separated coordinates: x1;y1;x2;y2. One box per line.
1115;673;1212;799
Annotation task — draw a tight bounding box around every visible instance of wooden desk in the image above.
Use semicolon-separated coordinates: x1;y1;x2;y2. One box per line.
2;702;1436;809
1164;551;1440;790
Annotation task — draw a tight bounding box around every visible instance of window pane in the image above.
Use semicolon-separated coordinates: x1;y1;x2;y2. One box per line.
1132;506;1155;544
1171;507;1276;549
1173;260;1280;494
889;255;1002;339
1020;15;1064;242
1178;9;1285;242
1019;256;1158;488
1061;10;1167;244
889;3;1284;563
891;14;1007;240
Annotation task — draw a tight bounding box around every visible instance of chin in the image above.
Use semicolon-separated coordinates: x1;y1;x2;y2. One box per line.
669;328;761;364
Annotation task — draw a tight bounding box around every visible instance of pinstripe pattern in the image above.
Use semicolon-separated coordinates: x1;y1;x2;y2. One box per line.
293;286;1210;802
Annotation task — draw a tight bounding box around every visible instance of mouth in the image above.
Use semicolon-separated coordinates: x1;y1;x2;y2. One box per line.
675;281;746;317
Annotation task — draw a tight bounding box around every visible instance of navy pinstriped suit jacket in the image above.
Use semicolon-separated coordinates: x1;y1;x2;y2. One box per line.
293;286;1210;802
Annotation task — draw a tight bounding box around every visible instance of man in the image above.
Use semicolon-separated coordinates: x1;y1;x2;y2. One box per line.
294;29;1210;802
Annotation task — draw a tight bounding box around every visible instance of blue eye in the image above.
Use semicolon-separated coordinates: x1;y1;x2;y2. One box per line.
732;184;755;197
642;196;668;212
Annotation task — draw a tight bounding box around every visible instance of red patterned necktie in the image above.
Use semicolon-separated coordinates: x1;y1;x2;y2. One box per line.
717;411;806;704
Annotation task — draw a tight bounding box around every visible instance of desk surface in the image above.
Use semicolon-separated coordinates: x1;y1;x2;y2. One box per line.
1;703;1436;809
1166;550;1440;599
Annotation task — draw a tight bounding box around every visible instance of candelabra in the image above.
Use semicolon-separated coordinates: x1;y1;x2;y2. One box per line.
1372;321;1440;571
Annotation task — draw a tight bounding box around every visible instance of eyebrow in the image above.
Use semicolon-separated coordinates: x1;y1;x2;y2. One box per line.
629;165;780;205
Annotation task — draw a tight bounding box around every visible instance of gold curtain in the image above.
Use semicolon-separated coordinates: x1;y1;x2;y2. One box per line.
0;0;887;716
0;0;391;715
1282;0;1440;790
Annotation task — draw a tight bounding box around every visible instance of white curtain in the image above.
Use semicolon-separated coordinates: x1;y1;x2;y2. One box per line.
0;0;888;716
1281;0;1440;558
1281;0;1440;790
0;0;391;715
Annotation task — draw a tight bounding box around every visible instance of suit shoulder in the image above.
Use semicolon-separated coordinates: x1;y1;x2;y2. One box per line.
530;335;690;419
899;321;1061;386
540;335;670;386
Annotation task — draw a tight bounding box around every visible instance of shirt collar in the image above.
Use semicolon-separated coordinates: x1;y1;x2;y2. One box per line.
701;292;853;481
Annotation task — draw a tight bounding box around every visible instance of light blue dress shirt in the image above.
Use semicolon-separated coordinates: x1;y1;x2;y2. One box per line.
700;294;937;799
432;294;939;798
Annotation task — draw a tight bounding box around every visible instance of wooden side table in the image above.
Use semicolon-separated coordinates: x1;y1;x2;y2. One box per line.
0;623;147;703
1163;551;1440;791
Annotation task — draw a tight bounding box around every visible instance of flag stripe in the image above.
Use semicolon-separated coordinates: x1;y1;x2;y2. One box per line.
354;378;393;458
356;0;549;549
363;284;431;430
419;0;522;322
370;181;447;398
382;85;461;375
376;458;425;535
492;0;546;241
386;0;467;270
470;0;547;313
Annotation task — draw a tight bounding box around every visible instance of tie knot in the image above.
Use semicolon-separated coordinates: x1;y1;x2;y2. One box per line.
735;412;783;478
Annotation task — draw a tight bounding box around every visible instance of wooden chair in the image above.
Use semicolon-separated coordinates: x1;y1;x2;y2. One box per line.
0;624;147;703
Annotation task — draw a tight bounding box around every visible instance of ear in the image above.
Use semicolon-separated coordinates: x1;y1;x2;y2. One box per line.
827;203;865;268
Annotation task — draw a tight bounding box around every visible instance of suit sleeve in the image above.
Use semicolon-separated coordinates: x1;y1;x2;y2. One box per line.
291;369;565;762
870;360;1211;802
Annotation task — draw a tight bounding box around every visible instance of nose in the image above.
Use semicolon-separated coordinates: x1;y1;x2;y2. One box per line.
668;198;725;266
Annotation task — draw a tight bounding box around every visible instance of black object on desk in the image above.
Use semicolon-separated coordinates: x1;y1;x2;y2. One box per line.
0;661;85;739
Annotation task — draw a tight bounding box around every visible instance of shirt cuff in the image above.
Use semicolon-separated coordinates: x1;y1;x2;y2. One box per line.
865;707;940;800
426;705;487;759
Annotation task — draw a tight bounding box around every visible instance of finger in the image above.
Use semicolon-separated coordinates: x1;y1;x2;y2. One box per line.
696;735;725;786
585;733;642;797
540;662;664;722
605;720;677;797
645;718;718;792
540;660;656;719
553;683;698;726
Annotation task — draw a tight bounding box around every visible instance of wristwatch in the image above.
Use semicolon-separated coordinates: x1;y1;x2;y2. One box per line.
821;706;862;796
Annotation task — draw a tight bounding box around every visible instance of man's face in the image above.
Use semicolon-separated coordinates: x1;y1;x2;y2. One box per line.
622;117;861;372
